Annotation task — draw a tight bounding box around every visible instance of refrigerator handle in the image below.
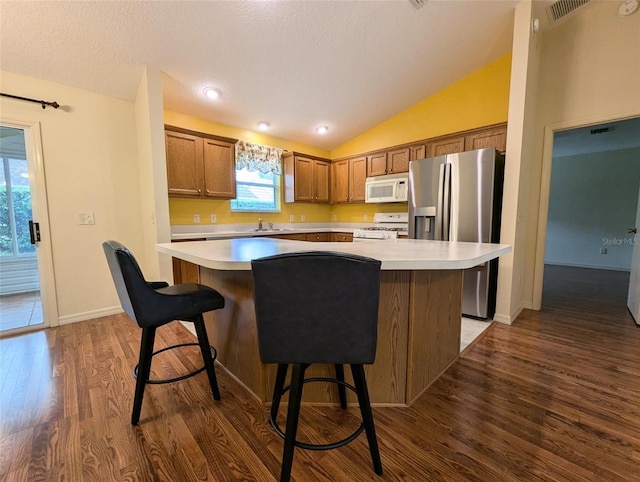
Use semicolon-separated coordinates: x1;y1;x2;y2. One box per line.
442;163;451;241
435;163;445;240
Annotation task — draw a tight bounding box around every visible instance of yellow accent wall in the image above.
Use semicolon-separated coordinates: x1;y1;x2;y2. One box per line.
331;54;512;159
165;110;332;224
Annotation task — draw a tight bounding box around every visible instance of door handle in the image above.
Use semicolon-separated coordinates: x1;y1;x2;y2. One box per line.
29;220;41;244
629;228;638;234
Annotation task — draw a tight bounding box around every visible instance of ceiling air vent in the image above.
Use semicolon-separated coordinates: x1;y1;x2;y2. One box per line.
546;0;593;24
408;0;428;10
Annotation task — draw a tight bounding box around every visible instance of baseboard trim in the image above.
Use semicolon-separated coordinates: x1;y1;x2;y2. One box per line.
493;304;524;325
58;306;123;325
544;262;630;272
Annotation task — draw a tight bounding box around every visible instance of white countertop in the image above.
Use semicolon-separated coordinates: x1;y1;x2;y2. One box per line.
156;238;511;271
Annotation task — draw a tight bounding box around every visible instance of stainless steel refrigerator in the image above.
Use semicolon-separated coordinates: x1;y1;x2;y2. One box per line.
408;147;505;319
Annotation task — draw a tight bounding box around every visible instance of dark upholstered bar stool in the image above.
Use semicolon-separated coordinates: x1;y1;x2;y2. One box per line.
102;240;224;425
251;251;383;482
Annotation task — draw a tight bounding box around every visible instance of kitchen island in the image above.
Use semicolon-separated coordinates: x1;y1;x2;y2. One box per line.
156;238;510;406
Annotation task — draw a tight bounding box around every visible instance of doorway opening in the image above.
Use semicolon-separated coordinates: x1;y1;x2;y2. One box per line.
541;117;640;322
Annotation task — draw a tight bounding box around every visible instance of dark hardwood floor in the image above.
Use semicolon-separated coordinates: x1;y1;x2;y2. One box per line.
1;265;638;481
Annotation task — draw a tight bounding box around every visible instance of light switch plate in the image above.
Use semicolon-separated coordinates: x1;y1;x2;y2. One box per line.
78;212;95;225
301;215;306;222
193;214;200;223
210;214;217;223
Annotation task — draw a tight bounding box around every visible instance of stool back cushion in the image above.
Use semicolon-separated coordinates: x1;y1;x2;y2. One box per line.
103;240;145;324
251;251;381;364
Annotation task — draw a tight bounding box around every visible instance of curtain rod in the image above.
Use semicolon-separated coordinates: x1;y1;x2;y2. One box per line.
1;92;60;109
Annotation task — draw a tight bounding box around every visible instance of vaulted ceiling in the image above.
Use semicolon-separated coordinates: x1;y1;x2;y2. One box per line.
0;1;522;150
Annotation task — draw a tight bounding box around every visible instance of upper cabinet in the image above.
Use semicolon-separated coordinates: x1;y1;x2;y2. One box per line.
331;156;366;204
426;135;466;158
283;152;331;203
367;147;410;176
165;126;237;199
464;125;507;153
387;147;410;174
425;124;507;158
410;144;426;161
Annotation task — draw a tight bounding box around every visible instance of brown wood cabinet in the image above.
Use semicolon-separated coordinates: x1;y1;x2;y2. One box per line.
331;156;366;203
426;135;466;157
165;127;237;199
283;152;330;203
305;232;329;242
410;144;426;161
331;232;353;242
367;147;410;176
367;152;388;177
171;239;205;284
464;125;507;153
387;147;410;174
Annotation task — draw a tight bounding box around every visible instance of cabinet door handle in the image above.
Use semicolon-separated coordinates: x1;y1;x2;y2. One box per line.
198;189;202;193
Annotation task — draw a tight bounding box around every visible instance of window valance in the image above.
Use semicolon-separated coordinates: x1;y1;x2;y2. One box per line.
235;141;282;175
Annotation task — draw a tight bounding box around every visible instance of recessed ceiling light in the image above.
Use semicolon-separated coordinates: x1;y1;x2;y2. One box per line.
203;87;221;100
257;121;270;131
316;126;328;134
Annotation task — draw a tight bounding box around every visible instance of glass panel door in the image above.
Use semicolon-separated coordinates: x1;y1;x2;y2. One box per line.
0;127;43;332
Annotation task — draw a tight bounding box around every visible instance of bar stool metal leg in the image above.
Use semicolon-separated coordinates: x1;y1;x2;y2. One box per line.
280;363;306;482
335;364;347;409
351;364;383;475
132;326;156;425
194;315;220;401
271;363;289;423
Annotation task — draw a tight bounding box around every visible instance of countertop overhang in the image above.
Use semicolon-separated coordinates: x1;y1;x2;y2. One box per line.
156;238;512;271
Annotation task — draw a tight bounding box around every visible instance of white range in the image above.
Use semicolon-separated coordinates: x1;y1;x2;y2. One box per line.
352;212;408;241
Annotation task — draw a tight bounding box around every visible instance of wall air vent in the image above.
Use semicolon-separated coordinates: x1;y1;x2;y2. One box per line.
590;127;610;135
546;0;593;24
408;0;428;10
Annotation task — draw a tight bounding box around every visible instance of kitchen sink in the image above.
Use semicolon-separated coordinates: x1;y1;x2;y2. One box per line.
248;228;294;232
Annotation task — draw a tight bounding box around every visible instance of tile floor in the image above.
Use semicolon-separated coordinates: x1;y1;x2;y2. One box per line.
460;317;492;352
0;291;43;332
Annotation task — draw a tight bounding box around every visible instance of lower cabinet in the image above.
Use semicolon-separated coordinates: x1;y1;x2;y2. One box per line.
172;239;205;284
331;232;353;242
305;233;329;242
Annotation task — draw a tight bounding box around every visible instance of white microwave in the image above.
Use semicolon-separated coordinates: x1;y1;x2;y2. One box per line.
365;173;409;203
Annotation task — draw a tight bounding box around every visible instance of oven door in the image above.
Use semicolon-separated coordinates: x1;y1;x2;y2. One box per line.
352;231;398;242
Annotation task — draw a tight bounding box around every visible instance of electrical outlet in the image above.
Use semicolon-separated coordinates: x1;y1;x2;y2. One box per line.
193;214;200;223
289;215;294;222
332;214;337;221
78;212;95;225
210;214;217;223
301;215;306;222
363;214;368;222
600;247;607;254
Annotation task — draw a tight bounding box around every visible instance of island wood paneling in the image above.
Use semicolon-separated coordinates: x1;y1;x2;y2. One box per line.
199;269;264;400
201;267;411;405
406;269;462;404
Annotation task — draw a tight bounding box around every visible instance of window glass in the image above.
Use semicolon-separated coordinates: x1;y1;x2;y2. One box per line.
230;168;280;212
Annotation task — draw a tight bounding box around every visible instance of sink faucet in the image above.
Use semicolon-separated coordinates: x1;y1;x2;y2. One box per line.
268;222;273;231
258;218;263;230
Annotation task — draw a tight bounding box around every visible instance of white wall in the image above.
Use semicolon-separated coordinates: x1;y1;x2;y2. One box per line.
0;70;147;323
545;147;640;270
134;67;172;282
523;0;640;309
494;0;542;324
